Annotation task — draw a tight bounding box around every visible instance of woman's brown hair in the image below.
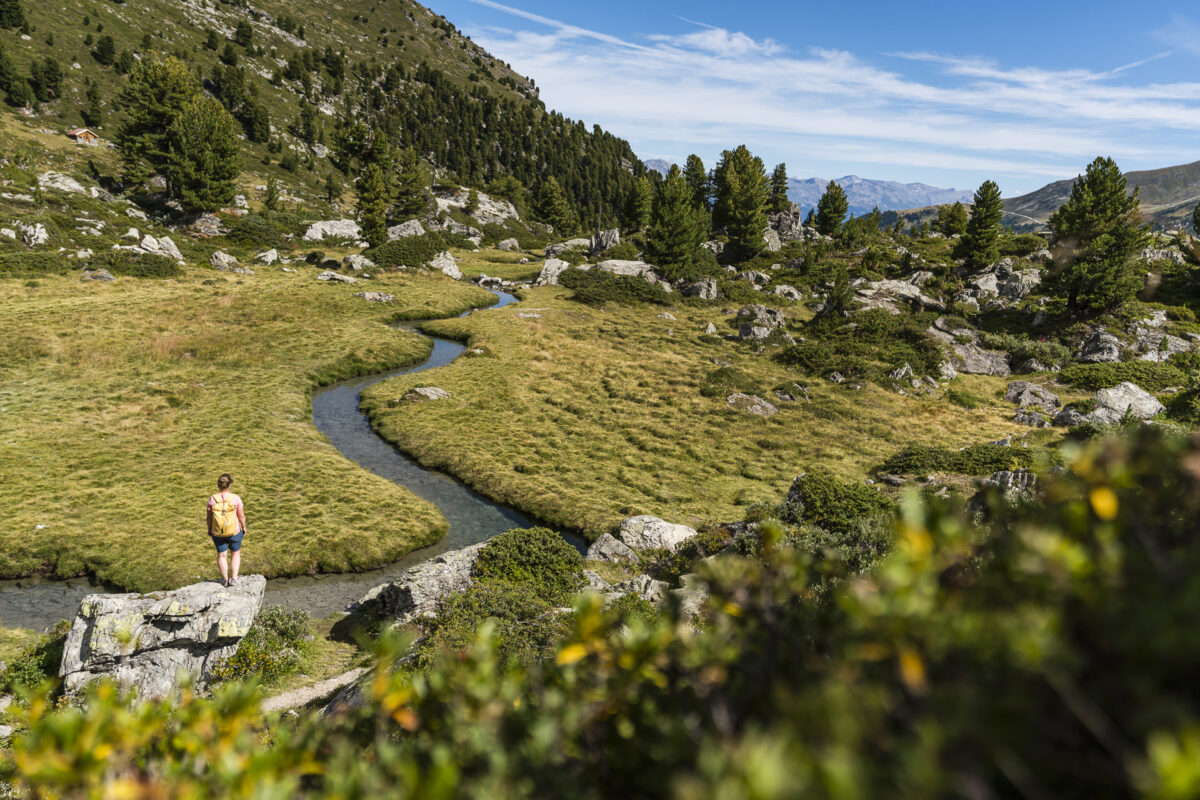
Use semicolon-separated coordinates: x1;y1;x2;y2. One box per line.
217;473;233;490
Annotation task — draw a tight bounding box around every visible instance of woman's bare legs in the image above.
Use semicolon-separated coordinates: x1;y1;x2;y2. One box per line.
217;550;229;584
230;549;241;583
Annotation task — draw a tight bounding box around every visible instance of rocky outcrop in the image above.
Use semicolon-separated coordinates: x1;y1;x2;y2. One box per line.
681;279;718;300
738;304;787;341
1004;381;1060;414
1091;382;1164;425
429;251;463;280
1076;329;1122;363
979;469;1038;501
545;238;591;259
387;219;425;240
355;292;394;303
316;270;358;284
433;187;519;226
590;228;620;255
858;279;944;313
496;237;521;252
727;393;778;417
210;251;238;271
18;221;49;246
611;574;670;604
254;249;279;265
586;533;640;564
135;235;183;261
772;284;802;301
535;258;571;286
350;543;485;625
343;254;375;271
38;171;87;194
926;326;1010;376
59;576;265;700
403;386;450;401
617;516;698;553
1142;247;1186;266
595;259;655;278
763;229;782;253
303;219;361;242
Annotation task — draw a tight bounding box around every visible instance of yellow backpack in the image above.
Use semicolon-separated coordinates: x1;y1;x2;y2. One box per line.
211;494;239;537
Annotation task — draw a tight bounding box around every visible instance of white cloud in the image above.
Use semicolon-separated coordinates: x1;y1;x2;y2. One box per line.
464;1;1200;192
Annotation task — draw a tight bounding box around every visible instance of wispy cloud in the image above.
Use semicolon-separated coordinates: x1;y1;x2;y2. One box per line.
464;0;1199;192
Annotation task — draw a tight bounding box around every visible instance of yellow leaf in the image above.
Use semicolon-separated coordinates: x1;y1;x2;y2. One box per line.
1090;487;1118;521
898;646;927;694
556;643;588;666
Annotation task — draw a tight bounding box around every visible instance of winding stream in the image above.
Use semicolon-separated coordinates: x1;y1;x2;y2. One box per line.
0;289;572;630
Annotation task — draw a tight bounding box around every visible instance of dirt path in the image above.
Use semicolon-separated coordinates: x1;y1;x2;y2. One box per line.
261;667;368;714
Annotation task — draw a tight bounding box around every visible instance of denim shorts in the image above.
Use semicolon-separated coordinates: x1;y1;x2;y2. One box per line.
211;530;244;553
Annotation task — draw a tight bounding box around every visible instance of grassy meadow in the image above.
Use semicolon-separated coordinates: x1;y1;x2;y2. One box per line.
361;285;1034;538
0;266;495;590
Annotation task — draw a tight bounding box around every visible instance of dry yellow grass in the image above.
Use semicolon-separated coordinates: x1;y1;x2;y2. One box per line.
0;266;494;590
361;286;1032;537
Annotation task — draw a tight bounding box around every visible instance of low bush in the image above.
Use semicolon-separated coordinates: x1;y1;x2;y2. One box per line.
1059;362;1184;392
0;252;71;275
606;594;659;625
600;241;640;261
89;250;180;278
559;268;674;307
978;331;1071;367
878;443;1033;476
946;388;985;409
700;367;758;398
715;278;763;304
208;606;312;685
997;233;1047;257
369;231;472;269
472;527;583;605
776;309;941;381
227;214;288;249
782;516;894;575
780;470;895;534
0;620;70;692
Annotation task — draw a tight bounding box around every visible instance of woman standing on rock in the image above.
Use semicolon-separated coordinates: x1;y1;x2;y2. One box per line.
206;473;246;587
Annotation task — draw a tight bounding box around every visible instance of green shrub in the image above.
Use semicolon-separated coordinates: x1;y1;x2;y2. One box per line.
716;278;762;304
89;250;180;278
782;517;893;575
776;309;941;381
601;241;640;261
946;388;984;409
208;606;311;685
607;593;660;625
879;443;1032;476
227;214;287;249
369;231;472;269
0;621;70;692
472;527;583;604
997;233;1047;257
978;331;1071;367
559;268;674;307
416;580;568;669
781;470;895;534
1059;362;1184;392
700;367;758;398
0;252;71;275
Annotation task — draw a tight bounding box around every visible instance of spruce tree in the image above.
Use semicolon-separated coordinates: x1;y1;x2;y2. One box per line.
29;57;62;102
93;35;116;67
684;154;710;212
234;21;253;49
536;176;578;236
263;176;280;211
769;162;790;214
325;172;340;205
0;0;26;29
117;56;203;184
935;201;968;236
956;180;1004;269
0;44;25;106
167;96;240;213
712;145;769;259
392;147;429;220
645;165;708;282
815;180;849;237
1047;157;1149;313
82;80;102;126
357;163;389;248
625;175;653;231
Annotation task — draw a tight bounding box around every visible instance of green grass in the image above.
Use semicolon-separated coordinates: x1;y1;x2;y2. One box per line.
0;265;495;590
453;248;543;282
361;286;1029;538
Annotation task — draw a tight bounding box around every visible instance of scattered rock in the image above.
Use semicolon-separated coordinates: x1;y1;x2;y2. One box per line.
316;270;358;284
669;574;709;617
980;469;1039;501
617;516;698;553
1134;332;1192;363
703;322;718;335
404;386;450;401
302;219;361;241
59;576;265;700
858;279;945;313
926;327;1010;376
254;249;279;265
738;270;770;285
138;235;182;261
1053;408;1089;427
1142;247;1186;266
535;258;571;286
355;292;394;303
1013;410;1051;428
343;254;375;271
890;363;915;381
1091;382;1164;425
18;222;48;246
681;279;718;300
0;227;15;240
83;269;115;281
38;171;86;194
586;533;640;564
727;392;778;417
496;237;521;252
772;284;802;301
1004;381;1060;413
122;227;140;240
544;238;592;259
763;229;782;252
590;228;620;255
596;259;655;278
612;574;669;604
188;213;227;238
387;219;426;240
429;251;463;280
210;251;238;271
657;312;676;321
1076;329;1123;363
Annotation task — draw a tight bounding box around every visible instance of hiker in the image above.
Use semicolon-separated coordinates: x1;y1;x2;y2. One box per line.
206;473;246;587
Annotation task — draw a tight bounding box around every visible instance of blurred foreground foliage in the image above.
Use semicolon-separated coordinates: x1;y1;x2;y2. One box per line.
9;428;1200;798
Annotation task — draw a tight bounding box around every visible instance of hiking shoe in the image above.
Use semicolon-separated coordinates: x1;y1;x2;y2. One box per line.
230;577;239;586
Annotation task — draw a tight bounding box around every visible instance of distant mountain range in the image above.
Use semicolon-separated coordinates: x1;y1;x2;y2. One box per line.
642;159;972;217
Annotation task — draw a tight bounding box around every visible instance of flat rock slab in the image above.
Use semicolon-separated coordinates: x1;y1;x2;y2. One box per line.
60;576;265;700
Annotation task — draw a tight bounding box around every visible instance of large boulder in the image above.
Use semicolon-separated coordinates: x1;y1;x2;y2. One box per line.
595;259;655;278
316;270;358;284
590;228;620;255
998;269;1042;300
1091;382;1164;425
59;576;265;700
1004;381;1060;414
387;219;425;240
858;279;945;313
763;229;782;253
727;393;778;417
139;235;183;261
681;279;718;300
617;516;698;553
38;171;87;194
350;543;485;625
254;249;279;265
586;533;640;564
926;327;1010;376
737;304;786;330
1076;329;1122;363
429;251;463;280
496;237;521;252
210;251;238;271
544;238;591;259
433;188;519;226
535;258;571;286
343;254;375;271
303;219;361;241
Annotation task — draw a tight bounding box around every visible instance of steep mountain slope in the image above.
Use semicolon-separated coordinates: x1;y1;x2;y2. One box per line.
788;175;972;217
0;0;644;221
1003;159;1200;230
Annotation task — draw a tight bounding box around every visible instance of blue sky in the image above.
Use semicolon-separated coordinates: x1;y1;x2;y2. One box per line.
426;0;1200;196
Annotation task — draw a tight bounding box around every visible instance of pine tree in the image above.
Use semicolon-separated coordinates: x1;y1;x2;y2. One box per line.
1193;201;1200;235
325;172;340;205
205;29;220;51
0;43;24;106
956;180;1004;269
712;145;769;259
221;42;239;67
82;80;102;126
536;176;578;236
93;35;116;67
684;154;710;213
0;0;26;29
117;55;203;184
357;163;390;248
392;147;429;220
29;57;62;102
1047;157;1149;313
167;95;240;212
645;165;708;282
815;180;849;237
935;201;968;236
234;21;253;48
625;175;653;231
263;176;280;211
769;162;790;214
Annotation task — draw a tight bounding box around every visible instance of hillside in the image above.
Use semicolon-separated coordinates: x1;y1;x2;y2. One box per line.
787;175;972;217
0;0;644;222
1002;158;1200;231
